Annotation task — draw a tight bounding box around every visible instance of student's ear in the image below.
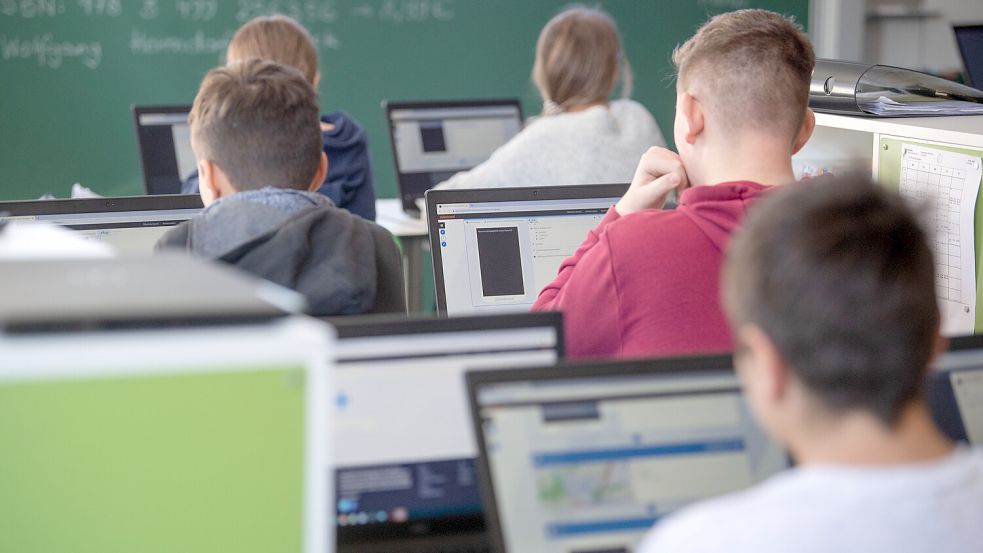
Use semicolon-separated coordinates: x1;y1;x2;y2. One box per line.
313;71;321;90
198;159;220;207
678;91;705;146
307;152;328;193
791;108;816;154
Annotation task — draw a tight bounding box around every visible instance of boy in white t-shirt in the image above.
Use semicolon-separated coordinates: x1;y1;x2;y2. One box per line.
638;177;983;553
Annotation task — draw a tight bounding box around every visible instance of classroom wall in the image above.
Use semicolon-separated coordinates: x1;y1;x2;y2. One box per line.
0;0;809;201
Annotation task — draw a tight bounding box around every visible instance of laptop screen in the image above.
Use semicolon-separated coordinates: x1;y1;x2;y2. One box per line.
329;313;562;549
954;25;983;88
0;318;332;553
133;105;196;195
0;195;202;255
468;357;790;553
427;184;628;315
386;100;523;211
929;336;983;444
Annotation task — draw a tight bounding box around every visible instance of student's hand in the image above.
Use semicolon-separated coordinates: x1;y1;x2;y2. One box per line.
615;147;689;216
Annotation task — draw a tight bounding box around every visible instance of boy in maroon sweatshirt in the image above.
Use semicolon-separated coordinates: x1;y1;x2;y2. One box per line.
533;9;817;358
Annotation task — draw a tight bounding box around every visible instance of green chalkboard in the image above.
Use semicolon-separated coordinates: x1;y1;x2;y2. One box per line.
878;137;983;332
0;0;808;201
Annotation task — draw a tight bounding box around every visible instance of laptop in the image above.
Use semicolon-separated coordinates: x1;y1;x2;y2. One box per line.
928;335;983;444
0;316;333;553
0;194;202;255
327;312;563;553
384;99;523;215
426;183;629;315
466;355;791;553
954;25;983;89
132;104;196;195
0;255;305;332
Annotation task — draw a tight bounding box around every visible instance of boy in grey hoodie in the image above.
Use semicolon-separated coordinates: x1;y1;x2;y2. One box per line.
157;59;404;316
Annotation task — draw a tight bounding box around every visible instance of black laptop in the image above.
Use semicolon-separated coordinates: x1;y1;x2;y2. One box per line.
326;312;564;553
384;99;523;215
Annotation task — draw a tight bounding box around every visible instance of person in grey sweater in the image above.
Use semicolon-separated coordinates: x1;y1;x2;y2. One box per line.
157;59;404;316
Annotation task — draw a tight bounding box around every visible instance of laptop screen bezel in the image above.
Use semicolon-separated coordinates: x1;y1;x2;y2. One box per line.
425;183;629;315
383;98;525;212
327;312;564;546
0;194;203;217
131;104;194;195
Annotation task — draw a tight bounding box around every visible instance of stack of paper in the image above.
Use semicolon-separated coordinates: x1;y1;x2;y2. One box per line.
860;95;983;116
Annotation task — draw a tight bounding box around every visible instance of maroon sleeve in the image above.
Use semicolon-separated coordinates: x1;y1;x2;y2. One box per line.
532;207;624;357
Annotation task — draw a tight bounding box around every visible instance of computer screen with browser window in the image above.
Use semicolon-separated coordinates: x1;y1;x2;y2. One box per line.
467;356;790;553
426;184;628;315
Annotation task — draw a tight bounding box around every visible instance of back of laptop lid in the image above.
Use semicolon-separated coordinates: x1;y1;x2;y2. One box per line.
0;255;304;331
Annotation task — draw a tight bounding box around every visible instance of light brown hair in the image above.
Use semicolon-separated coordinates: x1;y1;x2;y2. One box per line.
532;6;629;113
673;9;815;138
724;177;939;427
189;59;322;191
227;15;319;84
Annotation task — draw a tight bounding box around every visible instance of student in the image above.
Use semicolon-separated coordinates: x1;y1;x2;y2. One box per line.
533;9;816;358
158;59;405;316
182;15;377;221
638;177;983;553
432;6;665;191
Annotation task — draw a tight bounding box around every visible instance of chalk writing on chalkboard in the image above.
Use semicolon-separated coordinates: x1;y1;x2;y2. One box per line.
0;34;102;68
0;0;456;69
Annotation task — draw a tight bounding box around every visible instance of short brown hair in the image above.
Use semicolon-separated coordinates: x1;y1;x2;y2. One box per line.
189;58;322;191
724;177;940;427
532;6;628;112
227;15;318;84
673;9;814;138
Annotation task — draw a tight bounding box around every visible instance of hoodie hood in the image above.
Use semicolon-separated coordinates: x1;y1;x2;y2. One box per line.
322;111;366;151
677;181;773;251
161;188;381;316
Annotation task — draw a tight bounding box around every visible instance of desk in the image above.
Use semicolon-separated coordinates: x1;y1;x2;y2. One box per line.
375;198;429;312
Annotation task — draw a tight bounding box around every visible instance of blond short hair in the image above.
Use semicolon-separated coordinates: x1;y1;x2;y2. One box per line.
673;9;814;138
190;59;322;191
227;15;319;84
532;6;629;113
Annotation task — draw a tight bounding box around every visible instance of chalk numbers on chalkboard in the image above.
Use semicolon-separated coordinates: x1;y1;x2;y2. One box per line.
77;0;122;17
236;1;339;24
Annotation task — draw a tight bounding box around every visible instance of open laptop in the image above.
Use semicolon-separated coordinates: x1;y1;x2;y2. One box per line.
132;104;196;195
327;312;563;553
466;355;791;553
384;99;523;215
426;183;629;315
928;335;983;444
954;25;983;89
0;194;202;255
0;316;333;553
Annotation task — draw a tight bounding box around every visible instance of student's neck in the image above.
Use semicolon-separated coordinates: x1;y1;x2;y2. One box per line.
790;402;955;466
689;136;797;187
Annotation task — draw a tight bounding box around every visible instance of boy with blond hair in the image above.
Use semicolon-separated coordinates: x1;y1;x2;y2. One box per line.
533;9;815;358
158;59;403;315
